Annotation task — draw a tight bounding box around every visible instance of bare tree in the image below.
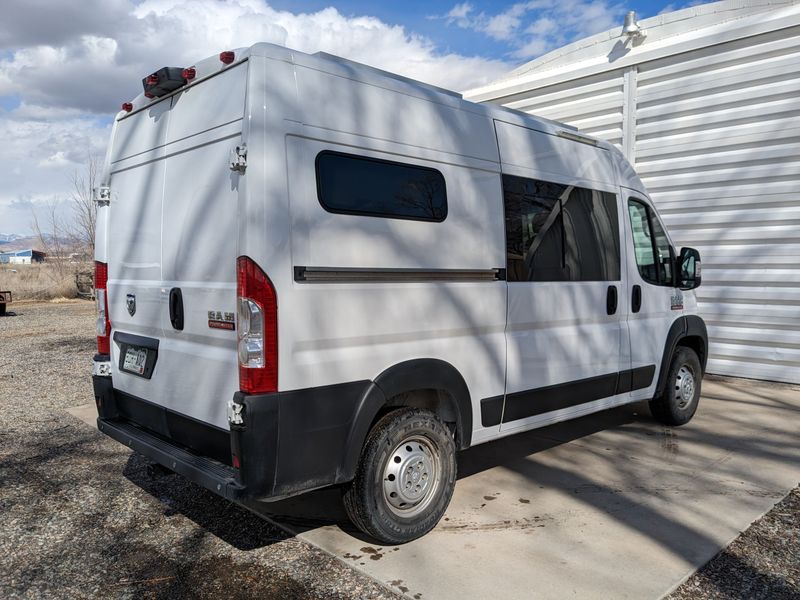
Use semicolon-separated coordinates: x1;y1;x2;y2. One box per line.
31;199;70;279
68;154;99;255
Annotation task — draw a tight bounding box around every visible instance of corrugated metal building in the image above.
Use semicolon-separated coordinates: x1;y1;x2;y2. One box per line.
465;0;800;384
0;249;46;265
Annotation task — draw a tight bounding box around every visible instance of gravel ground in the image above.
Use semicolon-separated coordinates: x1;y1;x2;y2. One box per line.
670;486;800;600
1;301;798;599
0;301;399;600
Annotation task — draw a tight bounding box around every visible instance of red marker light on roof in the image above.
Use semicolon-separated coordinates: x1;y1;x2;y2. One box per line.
181;67;196;80
220;51;235;64
146;73;159;85
121;102;133;112
144;92;154;99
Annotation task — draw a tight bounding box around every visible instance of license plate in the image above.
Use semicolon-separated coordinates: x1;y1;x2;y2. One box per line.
122;345;149;375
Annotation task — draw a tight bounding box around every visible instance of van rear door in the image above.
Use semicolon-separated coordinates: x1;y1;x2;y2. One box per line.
106;63;247;429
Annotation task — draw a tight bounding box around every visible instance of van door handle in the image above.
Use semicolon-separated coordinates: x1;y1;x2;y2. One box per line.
632;285;642;313
606;285;618;315
169;288;184;331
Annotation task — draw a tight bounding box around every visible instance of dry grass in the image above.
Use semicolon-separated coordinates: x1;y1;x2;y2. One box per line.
0;262;91;301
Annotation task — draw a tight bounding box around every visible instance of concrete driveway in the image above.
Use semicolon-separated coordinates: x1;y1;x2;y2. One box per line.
243;376;800;599
66;375;800;598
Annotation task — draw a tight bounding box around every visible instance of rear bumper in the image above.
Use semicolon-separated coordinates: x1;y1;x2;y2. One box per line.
92;373;375;502
98;418;245;501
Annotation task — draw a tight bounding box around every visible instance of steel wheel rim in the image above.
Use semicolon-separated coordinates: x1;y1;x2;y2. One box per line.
382;435;442;518
674;364;696;408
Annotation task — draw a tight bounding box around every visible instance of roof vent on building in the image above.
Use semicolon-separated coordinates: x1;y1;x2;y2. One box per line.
621;11;646;40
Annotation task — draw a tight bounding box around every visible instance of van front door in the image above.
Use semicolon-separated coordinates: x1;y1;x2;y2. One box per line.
623;193;682;401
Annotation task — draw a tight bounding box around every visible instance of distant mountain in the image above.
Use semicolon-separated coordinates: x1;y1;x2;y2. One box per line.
0;234;48;252
0;233;25;244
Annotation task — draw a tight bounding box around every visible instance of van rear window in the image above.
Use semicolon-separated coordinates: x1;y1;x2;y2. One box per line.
315;151;447;222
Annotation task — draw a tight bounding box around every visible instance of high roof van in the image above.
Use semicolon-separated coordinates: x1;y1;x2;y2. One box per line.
92;43;706;544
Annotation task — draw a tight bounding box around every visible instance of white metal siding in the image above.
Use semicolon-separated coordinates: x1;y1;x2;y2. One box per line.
467;6;800;383
499;69;627;149
636;25;800;384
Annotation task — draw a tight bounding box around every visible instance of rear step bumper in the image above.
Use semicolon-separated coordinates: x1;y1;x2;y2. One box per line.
93;371;376;502
98;418;245;501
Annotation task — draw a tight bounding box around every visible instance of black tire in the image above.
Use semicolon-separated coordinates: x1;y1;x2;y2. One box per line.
342;407;456;544
650;346;702;426
0;303;5;316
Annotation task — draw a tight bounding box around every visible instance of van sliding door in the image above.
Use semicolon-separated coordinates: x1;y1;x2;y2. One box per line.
492;121;627;432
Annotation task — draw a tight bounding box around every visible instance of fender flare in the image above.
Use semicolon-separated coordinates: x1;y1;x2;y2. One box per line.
337;359;473;483
655;315;708;398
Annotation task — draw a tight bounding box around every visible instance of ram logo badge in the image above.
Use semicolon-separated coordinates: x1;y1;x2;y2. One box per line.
208;310;235;331
126;294;136;317
671;291;684;311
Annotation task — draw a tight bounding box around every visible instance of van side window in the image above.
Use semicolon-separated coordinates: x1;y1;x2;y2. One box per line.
316;151;447;222
502;174;620;282
628;198;674;286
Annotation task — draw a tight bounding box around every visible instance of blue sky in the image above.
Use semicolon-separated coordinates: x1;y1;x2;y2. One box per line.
0;0;702;236
267;0;687;60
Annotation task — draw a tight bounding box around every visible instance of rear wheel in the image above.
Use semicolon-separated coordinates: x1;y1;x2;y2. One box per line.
0;303;5;316
343;407;456;544
650;346;702;426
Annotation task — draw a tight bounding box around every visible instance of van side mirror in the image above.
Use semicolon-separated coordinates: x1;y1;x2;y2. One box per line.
677;247;701;290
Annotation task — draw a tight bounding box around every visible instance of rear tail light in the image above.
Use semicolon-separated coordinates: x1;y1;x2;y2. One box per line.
220;51;235;64
95;261;110;355
236;256;277;394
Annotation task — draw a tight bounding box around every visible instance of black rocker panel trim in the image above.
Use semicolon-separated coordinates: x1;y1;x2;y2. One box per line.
632;364;657;390
480;365;656;427
480;396;504;429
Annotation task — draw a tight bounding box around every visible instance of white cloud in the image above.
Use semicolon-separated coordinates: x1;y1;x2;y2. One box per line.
445;2;475;26
0;114;110;234
0;0;513;235
484;3;532;41
0;0;510;113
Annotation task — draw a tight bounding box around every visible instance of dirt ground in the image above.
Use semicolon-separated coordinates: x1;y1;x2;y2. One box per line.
0;301;398;599
0;300;797;599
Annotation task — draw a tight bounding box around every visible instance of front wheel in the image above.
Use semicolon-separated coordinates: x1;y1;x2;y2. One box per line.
343;407;456;544
650;346;702;426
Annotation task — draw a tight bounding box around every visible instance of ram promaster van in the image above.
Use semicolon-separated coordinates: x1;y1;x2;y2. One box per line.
93;43;706;544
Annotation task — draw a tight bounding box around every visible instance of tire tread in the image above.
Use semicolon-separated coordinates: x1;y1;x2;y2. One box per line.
342;407;456;544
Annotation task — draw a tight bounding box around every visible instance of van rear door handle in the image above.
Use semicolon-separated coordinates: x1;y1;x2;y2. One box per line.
169;287;184;331
606;285;618;315
632;285;642;313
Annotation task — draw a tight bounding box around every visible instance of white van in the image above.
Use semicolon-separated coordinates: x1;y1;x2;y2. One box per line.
93;43;706;544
